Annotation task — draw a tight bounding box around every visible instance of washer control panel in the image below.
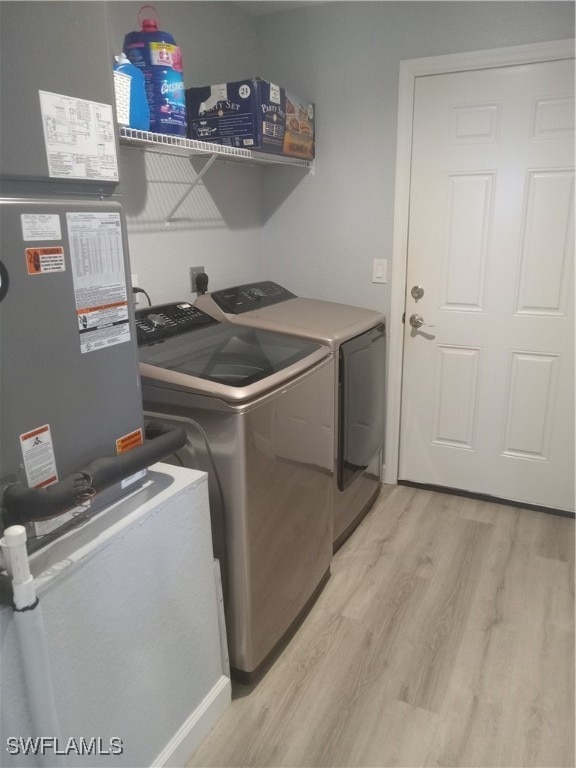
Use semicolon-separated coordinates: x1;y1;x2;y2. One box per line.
209;281;296;314
135;302;218;346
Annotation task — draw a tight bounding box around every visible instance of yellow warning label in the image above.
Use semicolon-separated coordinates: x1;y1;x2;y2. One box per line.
116;428;144;455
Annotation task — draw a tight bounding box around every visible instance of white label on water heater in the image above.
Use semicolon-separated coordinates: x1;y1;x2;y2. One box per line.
21;213;62;241
20;424;58;490
67;212;131;354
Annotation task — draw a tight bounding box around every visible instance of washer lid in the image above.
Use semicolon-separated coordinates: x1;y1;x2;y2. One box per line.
138;322;330;401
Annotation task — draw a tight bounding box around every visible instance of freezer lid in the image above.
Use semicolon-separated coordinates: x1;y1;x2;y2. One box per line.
138;322;331;402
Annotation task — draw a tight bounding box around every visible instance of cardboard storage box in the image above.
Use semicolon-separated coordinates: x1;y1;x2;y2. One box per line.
186;78;315;160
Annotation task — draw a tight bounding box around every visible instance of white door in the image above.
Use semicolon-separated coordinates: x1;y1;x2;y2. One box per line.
399;57;575;511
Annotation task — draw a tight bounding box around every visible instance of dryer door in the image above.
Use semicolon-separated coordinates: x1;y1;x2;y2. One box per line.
338;323;386;490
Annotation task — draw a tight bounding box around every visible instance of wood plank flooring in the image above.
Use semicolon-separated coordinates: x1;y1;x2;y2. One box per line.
188;485;575;768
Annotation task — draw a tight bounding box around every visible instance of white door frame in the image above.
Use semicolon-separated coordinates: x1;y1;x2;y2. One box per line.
384;38;575;486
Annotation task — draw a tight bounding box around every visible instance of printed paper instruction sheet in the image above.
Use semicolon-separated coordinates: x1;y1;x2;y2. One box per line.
40;91;119;181
67;211;130;353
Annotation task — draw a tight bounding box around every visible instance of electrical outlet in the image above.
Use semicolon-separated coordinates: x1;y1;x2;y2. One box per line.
190;266;205;293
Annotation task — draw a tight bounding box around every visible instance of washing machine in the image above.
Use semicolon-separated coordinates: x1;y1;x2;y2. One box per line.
135;301;334;682
196;281;386;550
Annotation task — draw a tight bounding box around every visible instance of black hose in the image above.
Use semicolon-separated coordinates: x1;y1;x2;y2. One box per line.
2;425;186;523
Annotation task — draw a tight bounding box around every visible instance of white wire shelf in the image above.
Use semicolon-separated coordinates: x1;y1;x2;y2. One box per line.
118;127;313;169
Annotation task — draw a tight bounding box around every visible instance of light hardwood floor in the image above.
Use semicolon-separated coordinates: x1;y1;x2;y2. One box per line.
189;485;575;768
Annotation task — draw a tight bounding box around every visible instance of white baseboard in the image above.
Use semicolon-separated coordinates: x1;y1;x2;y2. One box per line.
151;675;232;767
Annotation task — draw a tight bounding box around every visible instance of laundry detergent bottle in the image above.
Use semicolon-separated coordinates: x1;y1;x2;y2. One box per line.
113;53;150;130
123;5;187;136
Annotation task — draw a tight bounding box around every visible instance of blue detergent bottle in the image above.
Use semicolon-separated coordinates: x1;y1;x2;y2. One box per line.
123;6;187;136
113;53;150;131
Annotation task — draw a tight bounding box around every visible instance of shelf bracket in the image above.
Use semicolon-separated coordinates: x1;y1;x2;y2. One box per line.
165;153;218;228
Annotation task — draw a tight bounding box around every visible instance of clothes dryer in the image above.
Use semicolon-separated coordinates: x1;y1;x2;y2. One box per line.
135;301;334;682
196;282;386;549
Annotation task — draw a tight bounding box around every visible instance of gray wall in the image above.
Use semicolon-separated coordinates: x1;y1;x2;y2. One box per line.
257;1;574;314
105;1;573;310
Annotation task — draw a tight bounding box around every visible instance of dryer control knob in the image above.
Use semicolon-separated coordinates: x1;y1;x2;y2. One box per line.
148;313;167;328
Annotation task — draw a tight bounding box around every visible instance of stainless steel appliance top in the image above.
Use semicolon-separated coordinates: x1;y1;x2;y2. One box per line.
195;281;386;349
136;301;330;403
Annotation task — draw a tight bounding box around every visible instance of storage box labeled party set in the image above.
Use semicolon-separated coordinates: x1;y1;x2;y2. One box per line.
185;78;315;160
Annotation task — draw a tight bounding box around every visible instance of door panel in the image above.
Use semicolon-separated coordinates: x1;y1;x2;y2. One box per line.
502;352;560;460
400;58;575;511
431;345;480;449
516;169;574;315
442;173;493;311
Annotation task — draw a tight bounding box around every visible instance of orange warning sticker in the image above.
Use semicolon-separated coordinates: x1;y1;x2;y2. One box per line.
116;428;144;455
25;246;65;275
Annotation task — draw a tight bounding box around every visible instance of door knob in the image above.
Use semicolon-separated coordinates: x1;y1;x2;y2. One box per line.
411;285;425;300
409;313;434;329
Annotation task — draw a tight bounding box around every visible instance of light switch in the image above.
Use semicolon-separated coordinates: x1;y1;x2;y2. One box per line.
372;259;387;283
